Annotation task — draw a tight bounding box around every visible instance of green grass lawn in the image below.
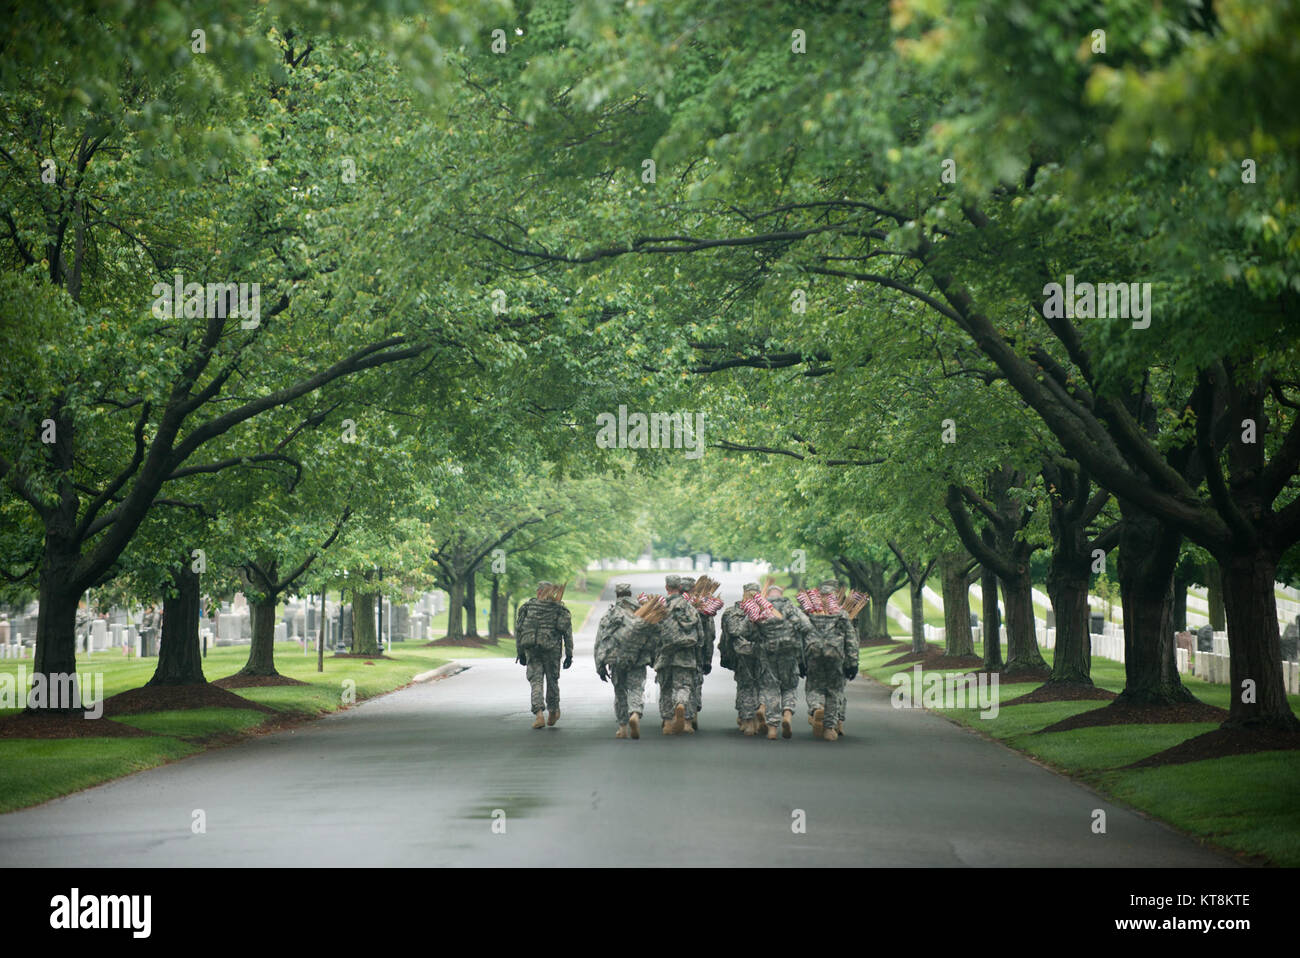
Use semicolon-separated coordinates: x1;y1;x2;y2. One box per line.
859;639;1300;865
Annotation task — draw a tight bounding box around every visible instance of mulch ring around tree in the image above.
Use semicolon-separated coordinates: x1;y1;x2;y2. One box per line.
101;683;278;716
0;711;156;739
213;674;311;689
425;637;499;649
1035;699;1229;734
1123;727;1300;769
858;637;899;648
882;646;986;670
1002;683;1119;706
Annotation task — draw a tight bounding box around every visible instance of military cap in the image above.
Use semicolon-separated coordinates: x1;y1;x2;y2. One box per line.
742;582;761;593
665;574;682;590
819;580;840;594
614;582;632;596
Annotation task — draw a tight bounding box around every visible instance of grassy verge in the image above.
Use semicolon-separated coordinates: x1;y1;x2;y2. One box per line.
859;640;1300;865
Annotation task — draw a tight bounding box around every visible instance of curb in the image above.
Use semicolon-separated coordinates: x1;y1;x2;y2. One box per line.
413;662;469;683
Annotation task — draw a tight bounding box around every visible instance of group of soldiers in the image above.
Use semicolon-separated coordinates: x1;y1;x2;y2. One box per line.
514;575;861;741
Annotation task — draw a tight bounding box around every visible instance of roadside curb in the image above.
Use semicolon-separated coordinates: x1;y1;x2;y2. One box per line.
413;662;469;683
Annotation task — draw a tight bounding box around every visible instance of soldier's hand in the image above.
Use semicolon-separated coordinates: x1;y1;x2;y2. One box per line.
702;663;712;675
597;665;608;682
844;664;858;680
563;655;572;670
517;651;527;666
798;663;807;678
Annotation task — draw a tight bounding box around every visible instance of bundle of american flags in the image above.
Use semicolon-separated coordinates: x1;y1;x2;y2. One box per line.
539;583;567;601
634;594;670;623
843;591;869;620
796;590;825;614
741;591;782;622
687;575;725;616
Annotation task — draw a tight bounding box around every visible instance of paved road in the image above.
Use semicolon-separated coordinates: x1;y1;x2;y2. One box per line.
0;572;1234;866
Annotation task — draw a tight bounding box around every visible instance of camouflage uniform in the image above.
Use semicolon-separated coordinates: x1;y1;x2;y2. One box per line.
803;591;860;736
653;577;703;726
515;588;573;716
680;576;715;717
719;589;762;725
594;587;655;727
754;591;812;732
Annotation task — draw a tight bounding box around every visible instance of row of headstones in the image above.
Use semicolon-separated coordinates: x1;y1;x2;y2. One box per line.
1194;651;1300;694
276;593;448;646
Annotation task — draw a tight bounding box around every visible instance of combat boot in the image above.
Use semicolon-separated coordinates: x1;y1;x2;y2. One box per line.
662;720;674;735
615;725;628;739
682;717;696;734
781;709;793;739
531;712;545;729
837;721;845;736
629;713;641;739
766;722;778;740
547;708;560;726
755;703;767;728
742;717;756;736
672;703;686;735
812;706;825;739
824;728;838;742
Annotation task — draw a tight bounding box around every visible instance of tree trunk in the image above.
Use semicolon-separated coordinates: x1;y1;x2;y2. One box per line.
1172;570;1191;632
1206;561;1227;631
1045;551;1092;686
317;590;325;673
445;579;464;641
1219;551;1300;730
981;564;1003;670
940;551;974;657
148;565;205;686
1001;568;1047;675
488;575;501;639
238;596;280;676
30;564;81;713
353;591;380;656
463;567;478;638
909;581;926;653
1114;503;1194;706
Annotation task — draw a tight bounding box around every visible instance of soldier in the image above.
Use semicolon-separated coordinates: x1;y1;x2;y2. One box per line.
754;583;812;739
802;581;860;741
594;583;656;739
653;574;703;735
720;582;764;735
679;575;715;731
514;581;573;729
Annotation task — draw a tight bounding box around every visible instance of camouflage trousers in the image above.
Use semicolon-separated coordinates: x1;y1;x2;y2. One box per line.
611;665;646;724
525;648;561;714
656;664;699;721
732;653;762;720
757;647;801;725
804;650;846;728
692;659;705;714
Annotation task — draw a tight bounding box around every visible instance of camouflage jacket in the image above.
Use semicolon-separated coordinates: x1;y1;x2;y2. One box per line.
594;600;655;670
515;598;573;656
652;593;702;672
805;610;858;662
718;604;757;670
755;595;813;655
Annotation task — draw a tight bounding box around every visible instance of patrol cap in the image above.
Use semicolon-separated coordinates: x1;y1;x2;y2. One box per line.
665;574;682;590
765;584;784;597
614;582;632;596
819;580;840;594
742;582;761;593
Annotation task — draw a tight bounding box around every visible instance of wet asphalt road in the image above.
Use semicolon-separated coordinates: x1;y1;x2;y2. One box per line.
0;572;1234;866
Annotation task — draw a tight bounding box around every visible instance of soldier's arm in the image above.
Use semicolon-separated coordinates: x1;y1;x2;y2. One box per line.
560;608;574;657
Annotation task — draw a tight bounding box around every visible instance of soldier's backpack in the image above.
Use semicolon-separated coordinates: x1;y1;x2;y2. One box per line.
516;600;565;651
804;614;846;663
